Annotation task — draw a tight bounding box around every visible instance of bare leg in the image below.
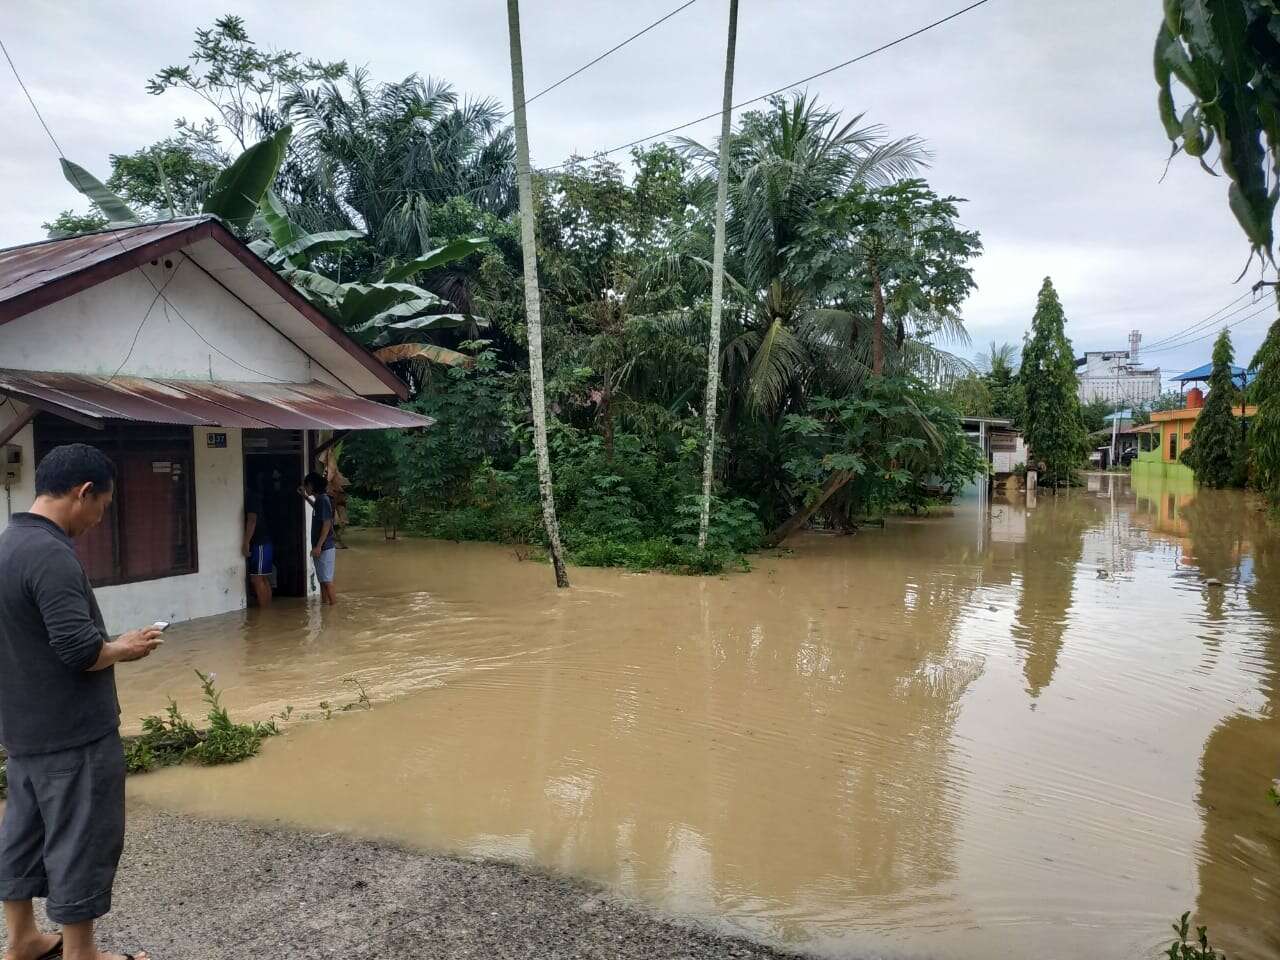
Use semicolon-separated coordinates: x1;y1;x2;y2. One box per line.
249;575;272;608
321;582;337;605
62;918;148;960
3;900;59;960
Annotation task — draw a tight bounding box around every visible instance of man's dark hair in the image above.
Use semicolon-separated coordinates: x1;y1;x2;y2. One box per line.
304;472;327;495
35;443;115;497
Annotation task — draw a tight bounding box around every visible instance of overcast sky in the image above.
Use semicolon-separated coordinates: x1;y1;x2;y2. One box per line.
3;0;1276;385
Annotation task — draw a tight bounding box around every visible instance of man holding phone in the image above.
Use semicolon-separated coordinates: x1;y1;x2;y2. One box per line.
0;444;161;960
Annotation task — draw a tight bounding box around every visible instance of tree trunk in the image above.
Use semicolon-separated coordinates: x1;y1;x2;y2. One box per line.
506;0;569;588
762;470;854;548
697;0;740;552
870;257;885;375
602;382;615;463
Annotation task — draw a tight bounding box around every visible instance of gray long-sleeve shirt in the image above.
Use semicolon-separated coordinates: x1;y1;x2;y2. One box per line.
0;512;119;756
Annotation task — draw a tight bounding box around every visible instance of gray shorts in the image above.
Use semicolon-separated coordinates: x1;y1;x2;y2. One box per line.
313;546;336;584
0;731;126;923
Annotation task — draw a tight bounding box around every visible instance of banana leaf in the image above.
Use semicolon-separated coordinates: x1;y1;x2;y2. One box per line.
374;343;473;367
268;230;365;268
382;237;489;282
337;282;444;326
203;126;292;229
59;159;138;223
259;190;304;251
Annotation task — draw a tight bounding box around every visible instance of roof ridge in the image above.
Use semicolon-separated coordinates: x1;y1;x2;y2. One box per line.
0;215;217;256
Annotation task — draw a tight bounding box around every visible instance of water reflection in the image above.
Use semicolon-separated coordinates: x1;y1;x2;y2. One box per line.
119;479;1280;959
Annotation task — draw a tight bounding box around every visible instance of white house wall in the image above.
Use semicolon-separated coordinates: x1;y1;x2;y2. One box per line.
0;411;248;634
0;258;344;389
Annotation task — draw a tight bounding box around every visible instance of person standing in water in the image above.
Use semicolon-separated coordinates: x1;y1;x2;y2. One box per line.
301;472;337;605
0;444;161;960
243;474;273;607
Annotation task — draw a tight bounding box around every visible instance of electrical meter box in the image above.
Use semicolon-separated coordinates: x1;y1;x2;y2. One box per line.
3;445;21;486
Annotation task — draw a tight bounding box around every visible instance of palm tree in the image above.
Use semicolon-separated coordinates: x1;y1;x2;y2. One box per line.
698;0;740;551
974;341;1019;377
677;96;932;418
507;0;570;588
284;71;516;263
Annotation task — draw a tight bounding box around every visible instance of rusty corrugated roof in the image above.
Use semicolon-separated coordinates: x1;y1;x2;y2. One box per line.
0;369;434;431
0;219;208;309
0;218;412;400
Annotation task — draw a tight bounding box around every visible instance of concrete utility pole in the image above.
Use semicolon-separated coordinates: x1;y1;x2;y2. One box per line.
698;0;740;552
506;0;570;588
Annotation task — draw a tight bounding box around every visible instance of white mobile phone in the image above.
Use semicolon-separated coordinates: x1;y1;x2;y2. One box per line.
152;621;170;633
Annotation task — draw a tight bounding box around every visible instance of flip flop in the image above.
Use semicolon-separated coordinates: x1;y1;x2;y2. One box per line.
33;937;62;960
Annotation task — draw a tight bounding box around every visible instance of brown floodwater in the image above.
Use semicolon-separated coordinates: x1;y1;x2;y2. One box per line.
120;475;1280;959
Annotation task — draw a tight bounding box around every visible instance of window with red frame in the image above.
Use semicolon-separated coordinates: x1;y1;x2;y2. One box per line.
34;419;197;586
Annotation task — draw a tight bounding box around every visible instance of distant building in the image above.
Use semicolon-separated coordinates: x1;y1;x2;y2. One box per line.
1131;386;1256;483
960;417;1026;476
1076;330;1162;406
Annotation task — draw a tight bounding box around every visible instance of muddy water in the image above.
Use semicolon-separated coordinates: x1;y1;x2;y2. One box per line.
121;475;1280;959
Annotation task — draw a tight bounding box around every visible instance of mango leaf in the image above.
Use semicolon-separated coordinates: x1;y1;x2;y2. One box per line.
382;237;490;282
203;125;292;229
374;343;474;368
268;230;365;268
59;159;139;223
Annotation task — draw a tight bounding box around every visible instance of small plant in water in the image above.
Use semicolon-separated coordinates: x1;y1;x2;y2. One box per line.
341;676;372;711
125;669;281;773
1166;912;1225;960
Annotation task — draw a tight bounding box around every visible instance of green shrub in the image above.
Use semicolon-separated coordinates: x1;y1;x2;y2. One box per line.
345;495;376;527
125;670;279;774
1166;912;1225;960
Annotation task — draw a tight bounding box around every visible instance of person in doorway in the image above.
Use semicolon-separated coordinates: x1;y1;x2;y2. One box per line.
301;472;337;605
0;443;162;960
243;474;273;607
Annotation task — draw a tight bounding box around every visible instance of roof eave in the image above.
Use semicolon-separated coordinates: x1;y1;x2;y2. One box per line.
0;218;410;402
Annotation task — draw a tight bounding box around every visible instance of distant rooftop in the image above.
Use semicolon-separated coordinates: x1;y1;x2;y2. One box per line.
1170;363;1255;384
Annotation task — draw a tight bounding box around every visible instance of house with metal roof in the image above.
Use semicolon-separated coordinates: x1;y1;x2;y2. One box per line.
0;216;432;630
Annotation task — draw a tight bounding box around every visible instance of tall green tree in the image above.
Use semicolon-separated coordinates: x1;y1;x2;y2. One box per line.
1021;278;1087;485
1189;329;1245;488
1253;291;1280;500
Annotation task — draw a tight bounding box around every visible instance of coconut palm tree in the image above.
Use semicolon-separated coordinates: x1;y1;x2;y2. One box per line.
675;96;932;418
507;0;570;588
974;341;1019;377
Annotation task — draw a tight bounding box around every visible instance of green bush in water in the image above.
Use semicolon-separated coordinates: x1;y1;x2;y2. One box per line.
1166;912;1225;960
125;670;279;773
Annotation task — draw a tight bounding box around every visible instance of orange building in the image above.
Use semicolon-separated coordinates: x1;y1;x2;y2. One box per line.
1133;386;1256;481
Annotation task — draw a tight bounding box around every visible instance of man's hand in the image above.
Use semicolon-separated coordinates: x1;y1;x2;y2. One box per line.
311;545;321;558
90;627;164;670
115;627;164;661
242;540;251;558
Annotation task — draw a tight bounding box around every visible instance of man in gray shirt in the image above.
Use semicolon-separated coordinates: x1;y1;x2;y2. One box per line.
0;444;162;960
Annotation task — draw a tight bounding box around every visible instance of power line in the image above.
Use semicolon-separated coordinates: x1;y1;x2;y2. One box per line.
1141;302;1277;356
543;0;995;169
505;0;701;118
0;36;64;157
1142;294;1269;354
1142;289;1256;350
